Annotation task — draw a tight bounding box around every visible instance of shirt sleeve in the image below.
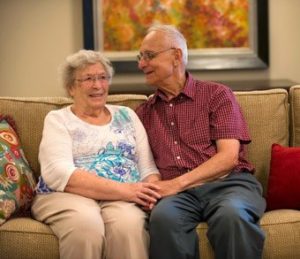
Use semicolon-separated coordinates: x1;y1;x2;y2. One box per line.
128;108;160;181
209;86;251;143
39;110;77;191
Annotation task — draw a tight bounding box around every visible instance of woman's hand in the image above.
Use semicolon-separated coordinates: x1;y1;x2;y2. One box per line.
140;179;183;211
122;182;161;207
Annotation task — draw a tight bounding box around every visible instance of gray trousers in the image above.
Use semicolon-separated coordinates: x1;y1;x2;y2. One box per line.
31;192;149;259
149;172;266;259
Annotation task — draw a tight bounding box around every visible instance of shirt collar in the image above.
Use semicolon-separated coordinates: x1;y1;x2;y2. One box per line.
181;72;196;100
149;72;196;105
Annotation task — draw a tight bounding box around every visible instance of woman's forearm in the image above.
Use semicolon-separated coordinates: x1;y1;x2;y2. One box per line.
64;169;125;200
64;169;161;206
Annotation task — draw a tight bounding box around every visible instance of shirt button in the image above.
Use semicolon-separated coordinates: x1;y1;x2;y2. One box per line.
171;122;175;126
174;141;178;145
169;103;173;107
176;156;181;160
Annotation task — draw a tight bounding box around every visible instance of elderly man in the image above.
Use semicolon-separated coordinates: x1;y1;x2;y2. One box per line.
136;24;266;259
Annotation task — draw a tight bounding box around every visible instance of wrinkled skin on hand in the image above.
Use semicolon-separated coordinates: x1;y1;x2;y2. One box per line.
123;182;161;207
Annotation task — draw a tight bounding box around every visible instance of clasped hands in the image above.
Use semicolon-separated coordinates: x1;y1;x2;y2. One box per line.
125;179;182;211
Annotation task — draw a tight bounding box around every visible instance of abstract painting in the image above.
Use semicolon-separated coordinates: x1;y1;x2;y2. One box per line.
83;0;268;72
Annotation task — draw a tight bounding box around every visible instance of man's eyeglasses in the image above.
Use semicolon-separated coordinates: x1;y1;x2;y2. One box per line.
137;47;175;62
76;74;111;86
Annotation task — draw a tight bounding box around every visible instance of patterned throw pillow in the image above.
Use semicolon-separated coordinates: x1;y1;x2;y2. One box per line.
0;115;36;225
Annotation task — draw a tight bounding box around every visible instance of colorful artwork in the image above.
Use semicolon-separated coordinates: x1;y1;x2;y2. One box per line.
102;0;249;51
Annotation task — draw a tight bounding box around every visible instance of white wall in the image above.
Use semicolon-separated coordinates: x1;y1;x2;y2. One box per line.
0;0;300;97
0;0;82;96
268;0;300;83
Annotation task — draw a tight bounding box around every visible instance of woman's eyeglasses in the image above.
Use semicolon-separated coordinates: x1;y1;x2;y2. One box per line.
76;75;111;86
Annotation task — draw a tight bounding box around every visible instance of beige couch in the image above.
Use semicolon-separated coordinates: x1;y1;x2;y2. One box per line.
1;86;300;259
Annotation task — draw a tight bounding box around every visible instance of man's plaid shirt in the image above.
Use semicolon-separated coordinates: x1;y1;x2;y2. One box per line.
136;73;254;180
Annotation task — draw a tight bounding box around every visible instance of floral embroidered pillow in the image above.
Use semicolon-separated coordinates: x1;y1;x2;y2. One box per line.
0;115;36;225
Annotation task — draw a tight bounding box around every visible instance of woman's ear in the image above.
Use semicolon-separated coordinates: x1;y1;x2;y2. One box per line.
68;85;75;97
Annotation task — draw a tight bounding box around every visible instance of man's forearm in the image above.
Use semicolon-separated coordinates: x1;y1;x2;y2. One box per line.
143;173;161;183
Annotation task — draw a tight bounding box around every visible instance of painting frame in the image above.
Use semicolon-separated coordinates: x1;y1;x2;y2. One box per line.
83;0;269;73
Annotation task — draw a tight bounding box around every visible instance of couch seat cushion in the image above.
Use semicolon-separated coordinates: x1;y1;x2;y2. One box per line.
0;217;59;259
196;209;300;259
260;210;300;259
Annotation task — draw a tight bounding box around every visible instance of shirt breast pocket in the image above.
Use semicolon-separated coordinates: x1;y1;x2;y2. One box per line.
179;115;210;146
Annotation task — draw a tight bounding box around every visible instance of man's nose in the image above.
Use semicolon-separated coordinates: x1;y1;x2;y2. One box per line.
138;58;147;70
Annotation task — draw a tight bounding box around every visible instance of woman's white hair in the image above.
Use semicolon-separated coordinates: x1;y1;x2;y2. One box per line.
147;24;188;65
60;49;114;93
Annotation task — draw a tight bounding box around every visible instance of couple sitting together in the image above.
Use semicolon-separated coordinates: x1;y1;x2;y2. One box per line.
31;24;266;259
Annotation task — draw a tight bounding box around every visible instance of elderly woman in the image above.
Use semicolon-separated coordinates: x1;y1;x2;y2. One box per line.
31;50;161;259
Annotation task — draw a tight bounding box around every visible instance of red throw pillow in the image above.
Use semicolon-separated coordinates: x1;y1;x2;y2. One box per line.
266;143;300;211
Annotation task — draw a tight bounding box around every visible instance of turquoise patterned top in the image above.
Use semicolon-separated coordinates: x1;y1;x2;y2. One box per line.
36;105;157;193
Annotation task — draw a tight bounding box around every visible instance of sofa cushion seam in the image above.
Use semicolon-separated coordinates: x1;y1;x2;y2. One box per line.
0;230;56;236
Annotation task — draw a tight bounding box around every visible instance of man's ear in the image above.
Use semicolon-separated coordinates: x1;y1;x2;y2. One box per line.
174;48;183;61
173;48;183;67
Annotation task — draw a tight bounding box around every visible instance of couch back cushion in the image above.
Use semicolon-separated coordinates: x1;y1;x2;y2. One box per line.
234;89;289;194
0;95;147;180
0;91;289;194
289;85;300;147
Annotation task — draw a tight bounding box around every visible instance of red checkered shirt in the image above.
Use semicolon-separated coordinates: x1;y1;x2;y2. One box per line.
136;72;254;180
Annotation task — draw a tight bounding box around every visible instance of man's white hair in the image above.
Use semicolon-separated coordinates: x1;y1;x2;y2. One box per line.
147;24;188;65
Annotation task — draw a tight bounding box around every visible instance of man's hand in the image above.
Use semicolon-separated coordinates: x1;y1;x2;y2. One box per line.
155;178;182;197
140;178;183;211
122;182;161;207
